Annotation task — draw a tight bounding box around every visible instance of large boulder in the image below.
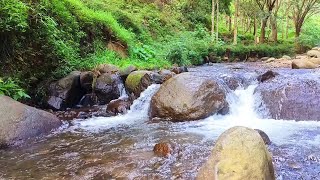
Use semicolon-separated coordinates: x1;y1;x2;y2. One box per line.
125;71;153;97
197;126;275;180
255;73;320;121
151;73;228;121
0;96;62;147
307;49;320;58
94;73;123;105
47;71;85;110
80;71;95;92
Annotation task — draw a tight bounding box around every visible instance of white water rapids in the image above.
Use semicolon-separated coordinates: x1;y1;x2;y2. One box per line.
72;83;320;147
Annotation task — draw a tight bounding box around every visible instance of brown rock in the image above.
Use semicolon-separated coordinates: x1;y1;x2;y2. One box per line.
153;142;172;157
172;66;188;74
257;70;279;83
151;73;228;121
292;59;318;69
96;64;120;75
307;49;320;58
159;69;176;82
106;99;132;115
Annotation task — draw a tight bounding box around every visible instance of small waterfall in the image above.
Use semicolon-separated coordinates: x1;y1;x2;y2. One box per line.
72;84;160;131
118;83;129;100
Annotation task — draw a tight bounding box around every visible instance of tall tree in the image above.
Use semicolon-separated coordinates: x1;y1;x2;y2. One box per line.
233;0;239;44
216;0;219;41
255;0;278;43
212;0;216;41
292;0;320;37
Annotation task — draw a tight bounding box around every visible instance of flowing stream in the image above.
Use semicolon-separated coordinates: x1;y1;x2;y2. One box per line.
1;65;320;179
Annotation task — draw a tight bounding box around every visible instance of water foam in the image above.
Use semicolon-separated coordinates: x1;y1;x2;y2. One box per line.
71;84;160;132
179;85;320;146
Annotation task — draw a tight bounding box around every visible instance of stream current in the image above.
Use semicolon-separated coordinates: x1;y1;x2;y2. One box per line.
1;64;320;179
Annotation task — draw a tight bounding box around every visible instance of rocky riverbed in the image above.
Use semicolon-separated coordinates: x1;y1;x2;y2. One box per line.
1;61;320;179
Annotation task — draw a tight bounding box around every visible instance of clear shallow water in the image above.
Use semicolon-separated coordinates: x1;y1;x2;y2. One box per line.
1;66;320;179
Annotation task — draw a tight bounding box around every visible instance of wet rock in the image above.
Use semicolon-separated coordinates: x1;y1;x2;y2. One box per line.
221;74;245;90
151;73;228;121
106;99;132;115
0;96;62;147
125;71;153;97
96;64;120;75
197;126;275;180
80;71;94;92
47;71;85;110
307;49;320;58
292;59;318;69
150;72;164;84
120;65;137;81
159;69;176;82
94;73;123;105
172;66;188;74
255;129;271;145
255;75;320;121
153;142;172;157
78;93;98;107
261;57;270;61
257;70;279;83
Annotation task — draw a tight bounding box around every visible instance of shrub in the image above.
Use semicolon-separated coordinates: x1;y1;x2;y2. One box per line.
0;77;30;100
156;26;211;66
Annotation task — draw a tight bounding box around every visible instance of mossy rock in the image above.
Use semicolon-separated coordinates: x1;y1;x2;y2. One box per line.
197;126;275;180
125;71;152;97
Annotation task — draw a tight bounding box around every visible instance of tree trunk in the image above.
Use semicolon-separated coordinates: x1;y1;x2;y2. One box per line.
260;18;268;43
211;0;215;41
254;16;258;44
229;16;232;32
233;0;239;45
295;24;302;37
216;0;219;41
270;15;278;42
286;15;289;39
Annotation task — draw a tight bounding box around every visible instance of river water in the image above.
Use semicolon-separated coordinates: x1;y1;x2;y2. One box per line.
1;64;320;179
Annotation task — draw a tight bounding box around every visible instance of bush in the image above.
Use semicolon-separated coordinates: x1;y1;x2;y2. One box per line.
156;26;212;66
0;0;29;32
0;77;30;100
208;43;295;61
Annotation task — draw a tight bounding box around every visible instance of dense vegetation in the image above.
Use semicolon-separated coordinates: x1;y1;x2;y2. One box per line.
0;0;319;100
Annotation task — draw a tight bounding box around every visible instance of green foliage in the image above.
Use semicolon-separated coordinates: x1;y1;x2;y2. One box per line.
156;27;212;66
0;0;29;32
298;18;320;49
209;43;295;61
0;78;30;100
